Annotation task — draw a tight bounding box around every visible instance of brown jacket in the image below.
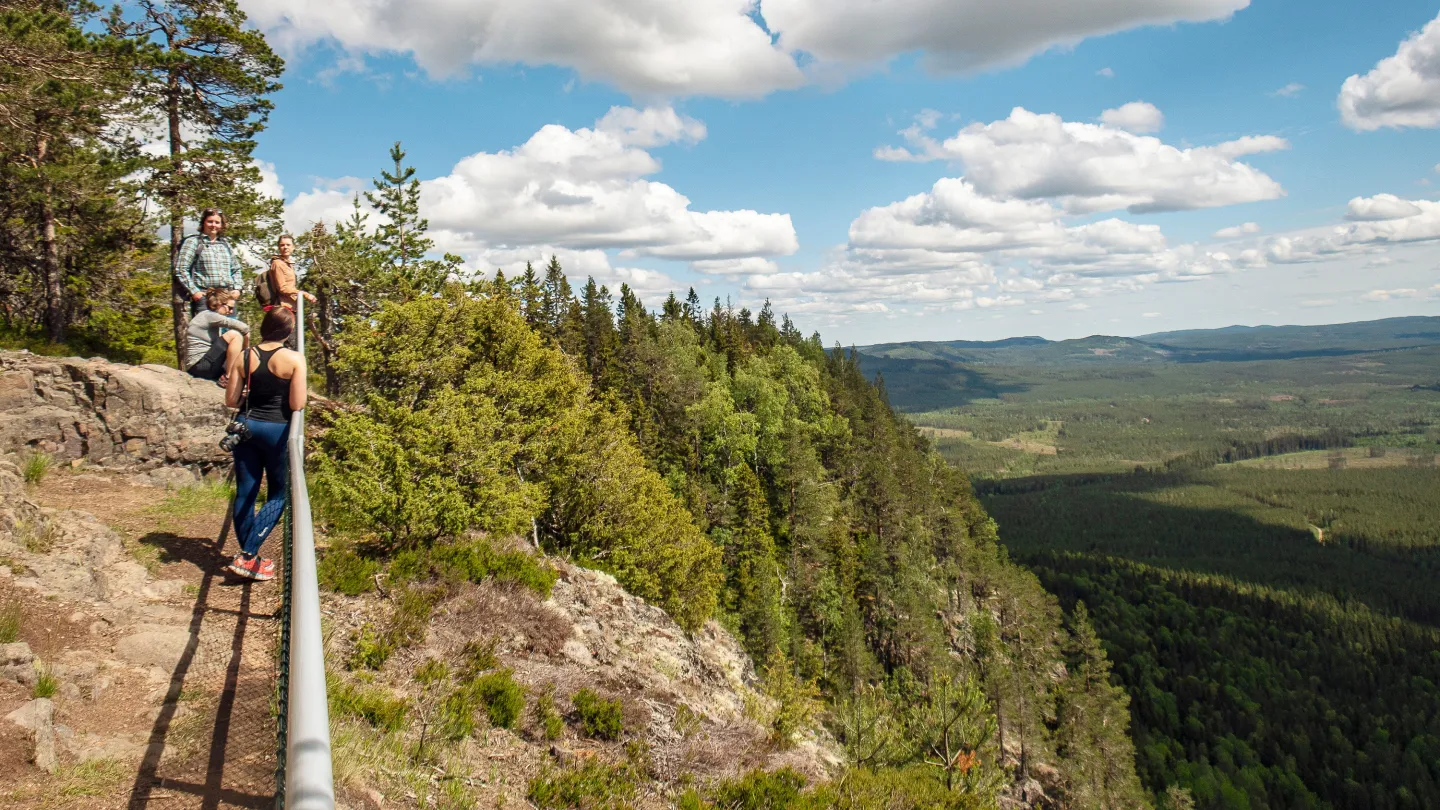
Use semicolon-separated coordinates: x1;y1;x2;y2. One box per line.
269;257;299;310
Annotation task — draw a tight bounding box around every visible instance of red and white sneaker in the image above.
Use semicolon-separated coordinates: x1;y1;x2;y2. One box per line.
228;554;276;581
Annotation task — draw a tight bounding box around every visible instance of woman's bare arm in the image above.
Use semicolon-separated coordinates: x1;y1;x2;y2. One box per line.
289;352;309;412
225;348;249;409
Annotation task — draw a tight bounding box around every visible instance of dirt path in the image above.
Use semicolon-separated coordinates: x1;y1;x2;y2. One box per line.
2;470;283;810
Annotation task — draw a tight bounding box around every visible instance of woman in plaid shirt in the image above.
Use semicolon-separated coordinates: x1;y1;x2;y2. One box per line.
174;208;246;318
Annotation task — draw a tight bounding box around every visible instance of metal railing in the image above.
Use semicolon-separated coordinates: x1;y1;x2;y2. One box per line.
275;296;335;809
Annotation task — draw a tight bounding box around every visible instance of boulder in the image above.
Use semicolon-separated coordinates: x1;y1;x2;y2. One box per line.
115;627;194;670
0;351;230;470
5;697;58;772
0;641;37;686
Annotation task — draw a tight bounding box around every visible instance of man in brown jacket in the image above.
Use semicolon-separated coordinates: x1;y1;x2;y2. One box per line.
269;234;317;312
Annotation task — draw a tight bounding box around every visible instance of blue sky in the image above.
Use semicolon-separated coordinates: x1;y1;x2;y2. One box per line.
241;0;1440;344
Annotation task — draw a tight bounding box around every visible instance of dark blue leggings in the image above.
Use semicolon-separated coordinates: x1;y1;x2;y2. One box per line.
232;416;290;557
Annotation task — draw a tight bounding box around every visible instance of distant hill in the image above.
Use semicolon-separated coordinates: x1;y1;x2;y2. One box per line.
859;315;1440;367
856;315;1440;411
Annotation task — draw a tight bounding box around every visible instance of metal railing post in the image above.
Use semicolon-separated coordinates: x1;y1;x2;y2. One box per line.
281;295;335;809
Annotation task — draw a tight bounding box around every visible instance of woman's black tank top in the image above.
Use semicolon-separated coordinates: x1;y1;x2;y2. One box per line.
244;346;292;423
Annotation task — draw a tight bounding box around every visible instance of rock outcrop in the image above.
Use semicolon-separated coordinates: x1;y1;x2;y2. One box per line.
0;350;229;471
5;697;57;772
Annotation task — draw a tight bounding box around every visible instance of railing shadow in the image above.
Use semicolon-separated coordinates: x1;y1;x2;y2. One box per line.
126;503;275;810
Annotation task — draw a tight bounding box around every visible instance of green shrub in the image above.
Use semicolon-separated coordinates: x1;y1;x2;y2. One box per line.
22;451;53;484
711;769;808;810
0;602;20;644
473;669;525;729
572;687;624;740
436;686;479;741
328;675;409;731
348;623;393;670
32;668;57;699
527;760;638;810
318;547;380;595
432;538;558;597
460;637;498;678
535;688;564;741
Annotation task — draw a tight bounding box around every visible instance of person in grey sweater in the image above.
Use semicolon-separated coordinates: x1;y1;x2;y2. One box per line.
186;289;250;381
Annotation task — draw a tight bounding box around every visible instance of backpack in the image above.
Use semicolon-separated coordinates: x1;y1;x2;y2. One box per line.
254;260;281;308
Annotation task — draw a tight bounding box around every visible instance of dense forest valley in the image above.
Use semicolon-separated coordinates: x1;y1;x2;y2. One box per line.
859;319;1440;809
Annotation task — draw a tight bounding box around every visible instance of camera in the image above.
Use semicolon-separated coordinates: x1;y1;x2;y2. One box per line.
219;419;251;452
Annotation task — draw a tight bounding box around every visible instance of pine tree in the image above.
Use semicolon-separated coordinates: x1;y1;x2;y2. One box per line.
364;141;457;295
516;261;543;327
111;0;284;367
0;1;148;343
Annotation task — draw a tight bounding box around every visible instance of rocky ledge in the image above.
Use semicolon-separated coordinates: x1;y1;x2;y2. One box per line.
0;350;230;472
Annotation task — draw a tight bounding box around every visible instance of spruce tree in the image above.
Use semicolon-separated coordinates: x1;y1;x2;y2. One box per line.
579;276;618;385
364;141;458;296
516;261;543;327
111;0;284;367
539;254;572;335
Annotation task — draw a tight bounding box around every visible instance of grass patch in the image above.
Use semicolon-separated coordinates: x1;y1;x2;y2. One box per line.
331;717;451;807
145;482;232;520
0;602;20;643
572;688;624;741
347;585;441;671
22;451;52;484
527;759;640;810
329;674;409;731
17;518;57;553
0;757;132;809
128;536;164;575
535;687;564;741
54;757;130;798
32;668;58;699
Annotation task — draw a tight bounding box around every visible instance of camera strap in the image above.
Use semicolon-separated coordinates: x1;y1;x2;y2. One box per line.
235;339;253;421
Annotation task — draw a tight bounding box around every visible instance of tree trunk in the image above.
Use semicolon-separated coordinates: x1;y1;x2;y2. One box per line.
36;133;64;344
315;288;339;396
166;67;188;369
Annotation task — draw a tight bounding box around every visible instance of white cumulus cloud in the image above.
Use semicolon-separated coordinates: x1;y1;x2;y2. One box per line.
763;0;1248;74
1345;193;1423;221
875;106;1288;214
241;0;1250;98
1214;222;1261;239
1260;195;1440;264
1360;288;1420;302
1100;101;1165;133
285;106;797;285
1338;12;1440;130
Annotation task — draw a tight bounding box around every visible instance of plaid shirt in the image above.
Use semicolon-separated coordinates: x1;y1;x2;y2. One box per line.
173;234;245;295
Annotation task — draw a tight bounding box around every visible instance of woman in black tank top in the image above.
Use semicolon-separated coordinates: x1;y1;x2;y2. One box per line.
223;308;308;581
